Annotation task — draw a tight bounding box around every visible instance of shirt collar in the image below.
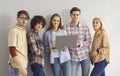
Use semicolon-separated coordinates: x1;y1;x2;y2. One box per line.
15;24;25;30
70;21;81;27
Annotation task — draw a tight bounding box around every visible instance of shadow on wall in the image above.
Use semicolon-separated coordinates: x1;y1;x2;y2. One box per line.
0;14;12;76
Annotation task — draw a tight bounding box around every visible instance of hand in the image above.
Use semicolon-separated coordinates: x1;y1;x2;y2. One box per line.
90;51;98;57
63;45;68;51
48;47;56;51
76;40;80;47
19;66;27;76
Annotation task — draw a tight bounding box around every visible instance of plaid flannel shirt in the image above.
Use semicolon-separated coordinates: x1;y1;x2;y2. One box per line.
64;21;91;61
27;29;44;66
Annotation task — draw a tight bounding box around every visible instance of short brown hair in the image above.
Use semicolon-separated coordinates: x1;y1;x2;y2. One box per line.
17;10;30;19
70;7;81;14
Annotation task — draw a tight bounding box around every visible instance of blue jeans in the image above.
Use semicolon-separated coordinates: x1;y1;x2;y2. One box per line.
51;58;71;76
90;59;108;76
30;63;45;76
9;64;22;76
71;58;90;76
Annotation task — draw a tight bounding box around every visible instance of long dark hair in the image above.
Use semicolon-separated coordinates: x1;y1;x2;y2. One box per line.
47;13;63;31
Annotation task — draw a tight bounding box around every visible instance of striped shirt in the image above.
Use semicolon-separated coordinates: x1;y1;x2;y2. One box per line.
64;21;91;61
27;29;44;66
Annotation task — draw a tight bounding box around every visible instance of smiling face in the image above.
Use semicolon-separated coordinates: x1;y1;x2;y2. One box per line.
92;18;102;31
70;11;80;22
34;22;43;32
52;16;60;29
17;14;29;27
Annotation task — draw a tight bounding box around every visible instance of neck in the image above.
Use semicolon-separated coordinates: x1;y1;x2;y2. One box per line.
53;27;58;32
17;24;24;28
71;21;79;26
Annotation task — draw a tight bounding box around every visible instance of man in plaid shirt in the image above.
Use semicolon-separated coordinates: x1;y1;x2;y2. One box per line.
64;7;91;76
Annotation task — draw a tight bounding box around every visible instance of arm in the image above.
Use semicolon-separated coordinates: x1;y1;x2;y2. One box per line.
81;26;91;47
27;32;39;54
99;31;110;54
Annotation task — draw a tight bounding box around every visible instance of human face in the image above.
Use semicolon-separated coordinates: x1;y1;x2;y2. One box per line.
92;19;101;31
34;22;43;32
17;14;29;27
52;16;60;29
70;11;80;22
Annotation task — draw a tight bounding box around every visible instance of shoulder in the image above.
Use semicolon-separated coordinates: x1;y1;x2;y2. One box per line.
80;21;88;27
58;28;66;32
100;29;107;35
45;30;51;36
8;26;18;34
64;23;71;28
97;29;109;38
27;29;35;36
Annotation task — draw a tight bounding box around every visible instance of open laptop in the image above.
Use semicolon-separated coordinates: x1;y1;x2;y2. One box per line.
55;35;78;49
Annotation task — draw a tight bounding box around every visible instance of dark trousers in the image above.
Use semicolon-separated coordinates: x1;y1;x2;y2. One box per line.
90;59;108;76
30;63;45;76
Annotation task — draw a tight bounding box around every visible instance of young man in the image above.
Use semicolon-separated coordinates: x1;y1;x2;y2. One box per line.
8;10;30;76
64;7;91;76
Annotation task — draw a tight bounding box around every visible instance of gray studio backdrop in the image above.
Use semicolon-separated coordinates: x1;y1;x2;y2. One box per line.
0;0;120;76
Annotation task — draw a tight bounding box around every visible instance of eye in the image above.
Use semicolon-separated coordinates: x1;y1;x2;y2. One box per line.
19;17;28;20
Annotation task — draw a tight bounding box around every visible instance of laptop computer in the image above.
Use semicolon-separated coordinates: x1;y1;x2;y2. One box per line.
55;35;78;49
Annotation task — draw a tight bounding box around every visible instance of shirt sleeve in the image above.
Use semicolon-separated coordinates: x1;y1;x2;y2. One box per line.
99;31;110;54
8;29;17;47
27;32;38;53
81;26;91;47
43;32;49;52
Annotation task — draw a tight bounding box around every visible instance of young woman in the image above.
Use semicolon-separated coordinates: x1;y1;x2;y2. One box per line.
44;13;71;76
27;15;46;76
90;17;110;76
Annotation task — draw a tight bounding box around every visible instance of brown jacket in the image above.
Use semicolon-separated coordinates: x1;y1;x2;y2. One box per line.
90;29;110;63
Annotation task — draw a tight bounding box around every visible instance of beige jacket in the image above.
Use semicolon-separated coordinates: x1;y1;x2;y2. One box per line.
90;29;110;63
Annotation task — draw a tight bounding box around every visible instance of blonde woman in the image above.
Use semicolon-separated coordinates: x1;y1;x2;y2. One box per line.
90;18;110;76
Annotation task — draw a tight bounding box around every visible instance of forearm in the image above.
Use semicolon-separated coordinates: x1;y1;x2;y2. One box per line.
99;47;110;54
9;46;23;68
81;41;91;47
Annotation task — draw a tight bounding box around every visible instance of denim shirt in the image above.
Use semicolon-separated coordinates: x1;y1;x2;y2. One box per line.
44;29;70;64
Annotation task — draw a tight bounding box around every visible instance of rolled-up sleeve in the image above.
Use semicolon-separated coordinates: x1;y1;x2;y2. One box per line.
8;29;17;47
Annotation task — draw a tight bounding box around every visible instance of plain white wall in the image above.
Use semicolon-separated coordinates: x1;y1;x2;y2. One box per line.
0;0;120;76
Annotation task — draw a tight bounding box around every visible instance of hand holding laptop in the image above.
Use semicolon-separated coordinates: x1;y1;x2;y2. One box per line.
48;47;56;51
63;45;68;51
76;40;80;47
